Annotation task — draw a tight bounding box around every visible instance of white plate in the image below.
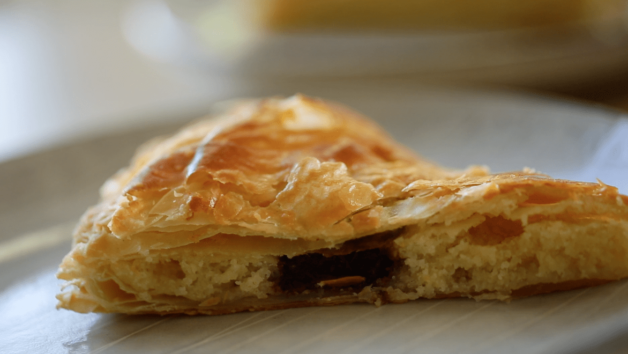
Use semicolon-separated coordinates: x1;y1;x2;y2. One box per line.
1;84;628;354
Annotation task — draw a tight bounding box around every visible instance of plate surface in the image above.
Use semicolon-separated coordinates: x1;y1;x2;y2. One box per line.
1;84;628;354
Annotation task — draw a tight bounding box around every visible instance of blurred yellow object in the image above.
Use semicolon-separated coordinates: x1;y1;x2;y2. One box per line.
148;0;628;84
261;0;626;32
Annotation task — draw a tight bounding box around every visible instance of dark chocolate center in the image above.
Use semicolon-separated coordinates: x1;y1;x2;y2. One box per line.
277;248;395;293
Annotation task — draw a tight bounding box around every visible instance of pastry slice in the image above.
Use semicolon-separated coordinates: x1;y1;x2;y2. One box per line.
57;95;628;315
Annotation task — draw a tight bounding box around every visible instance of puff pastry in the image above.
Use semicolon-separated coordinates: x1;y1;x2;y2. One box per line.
57;94;628;315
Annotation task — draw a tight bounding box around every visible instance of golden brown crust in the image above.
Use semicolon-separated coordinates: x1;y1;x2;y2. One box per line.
74;95;488;250
57;94;628;315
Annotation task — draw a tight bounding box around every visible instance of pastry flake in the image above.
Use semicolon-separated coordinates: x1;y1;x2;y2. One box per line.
56;94;628;315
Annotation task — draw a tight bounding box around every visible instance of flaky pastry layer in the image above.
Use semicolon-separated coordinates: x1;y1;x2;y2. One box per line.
57;95;628;315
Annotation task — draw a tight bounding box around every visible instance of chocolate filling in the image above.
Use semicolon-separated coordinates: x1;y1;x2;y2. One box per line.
277;229;402;293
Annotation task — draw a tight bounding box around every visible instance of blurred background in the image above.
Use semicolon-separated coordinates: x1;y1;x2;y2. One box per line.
4;3;628;352
3;0;628;162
